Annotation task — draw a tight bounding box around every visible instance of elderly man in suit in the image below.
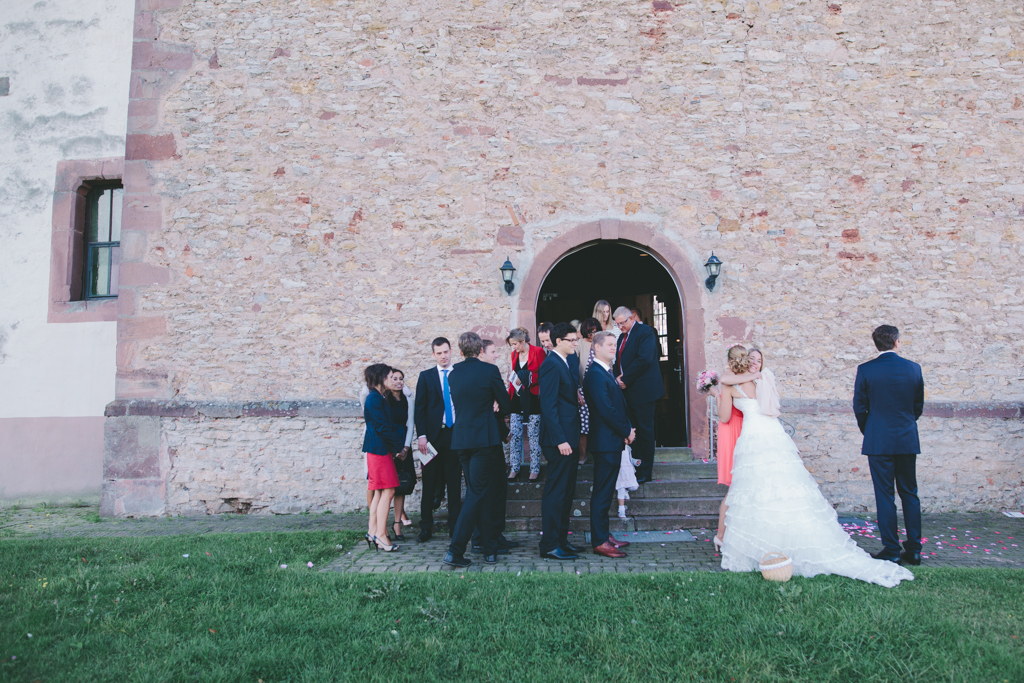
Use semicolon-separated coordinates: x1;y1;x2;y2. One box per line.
612;306;664;484
414;337;463;543
854;324;925;567
442;332;512;568
538;322;584;560
584;330;636;558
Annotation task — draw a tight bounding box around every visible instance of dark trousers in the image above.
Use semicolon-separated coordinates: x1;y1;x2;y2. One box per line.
539;445;579;554
868;454;922;555
473;447;507;546
590;451;619;548
627;399;656;479
448;446;501;557
420;429;462;534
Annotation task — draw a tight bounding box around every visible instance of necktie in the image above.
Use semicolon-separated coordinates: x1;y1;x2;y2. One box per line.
442;369;454;428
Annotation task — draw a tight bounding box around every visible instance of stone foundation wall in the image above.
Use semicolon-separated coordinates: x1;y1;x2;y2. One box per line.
102;399;1022;517
788;412;1024;513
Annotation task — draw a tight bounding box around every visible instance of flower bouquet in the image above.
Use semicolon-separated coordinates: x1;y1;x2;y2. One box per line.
696;370;719;394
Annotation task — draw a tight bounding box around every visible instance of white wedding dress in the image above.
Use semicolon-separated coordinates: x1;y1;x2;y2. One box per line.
721;386;914;587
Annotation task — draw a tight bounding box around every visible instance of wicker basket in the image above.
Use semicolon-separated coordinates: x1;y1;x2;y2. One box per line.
759;552;793;582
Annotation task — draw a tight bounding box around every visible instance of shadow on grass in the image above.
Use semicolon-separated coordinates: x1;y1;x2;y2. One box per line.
1;531;1022;682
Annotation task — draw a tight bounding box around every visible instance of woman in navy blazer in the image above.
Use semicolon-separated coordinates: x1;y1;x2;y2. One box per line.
362;363;404;552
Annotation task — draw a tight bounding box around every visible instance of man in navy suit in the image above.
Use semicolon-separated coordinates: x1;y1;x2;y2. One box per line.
442;332;512;568
584;331;636;558
853;324;925;566
538;322;584;560
612;306;664;483
414;337;463;543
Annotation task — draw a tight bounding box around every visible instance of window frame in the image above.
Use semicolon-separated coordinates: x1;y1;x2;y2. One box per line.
82;184;123;301
48;158;124;323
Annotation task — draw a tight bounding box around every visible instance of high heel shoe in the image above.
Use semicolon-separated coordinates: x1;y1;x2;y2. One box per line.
365;533;375;549
713;535;724;552
374;536;400;552
392;523;406;542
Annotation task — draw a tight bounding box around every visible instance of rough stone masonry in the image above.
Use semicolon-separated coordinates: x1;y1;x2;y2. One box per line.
102;0;1024;516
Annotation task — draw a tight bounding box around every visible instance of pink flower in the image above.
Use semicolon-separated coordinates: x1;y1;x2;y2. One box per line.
307;562;314;568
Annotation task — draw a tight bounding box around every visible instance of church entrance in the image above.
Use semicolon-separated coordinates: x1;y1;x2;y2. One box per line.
534;241;689;448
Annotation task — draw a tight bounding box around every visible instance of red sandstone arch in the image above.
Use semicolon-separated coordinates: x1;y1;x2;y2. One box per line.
516;218;709;458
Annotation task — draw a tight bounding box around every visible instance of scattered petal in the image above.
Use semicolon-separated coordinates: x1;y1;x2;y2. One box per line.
307;562;314;568
280;564;287;569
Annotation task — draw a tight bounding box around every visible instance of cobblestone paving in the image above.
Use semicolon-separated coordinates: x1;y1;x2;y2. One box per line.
3;506;1021;574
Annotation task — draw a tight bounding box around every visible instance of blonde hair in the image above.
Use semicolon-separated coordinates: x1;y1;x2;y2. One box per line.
727;345;750;374
592;300;612;328
748;346;765;370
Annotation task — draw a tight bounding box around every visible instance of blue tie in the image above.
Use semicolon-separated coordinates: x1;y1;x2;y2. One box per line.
442;369;454;428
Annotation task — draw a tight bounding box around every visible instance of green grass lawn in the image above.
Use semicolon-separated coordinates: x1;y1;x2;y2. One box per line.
1;532;1021;682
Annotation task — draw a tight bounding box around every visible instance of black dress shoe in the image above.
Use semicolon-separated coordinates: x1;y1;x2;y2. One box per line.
871;550;901;562
541;548;579;561
497;536;520;549
483;554;498;564
443;552;472;568
563;543;584;553
899;551;922;566
417;531;433;543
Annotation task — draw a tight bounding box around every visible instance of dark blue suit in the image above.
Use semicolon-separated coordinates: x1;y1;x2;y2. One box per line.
853;352;925;557
613;322;664;480
583;361;632;547
414;366;463;534
538;351;582;554
447;358;512;557
362;389;404;456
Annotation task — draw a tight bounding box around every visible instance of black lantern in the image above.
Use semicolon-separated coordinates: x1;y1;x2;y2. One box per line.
500;257;516;295
704;252;722;292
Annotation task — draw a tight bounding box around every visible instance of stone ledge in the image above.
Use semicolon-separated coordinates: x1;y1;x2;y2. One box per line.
782;399;1024;419
104;399;363;419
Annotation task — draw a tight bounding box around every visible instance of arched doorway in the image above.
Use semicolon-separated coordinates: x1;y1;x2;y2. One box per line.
516;218;708;457
536;242;689;446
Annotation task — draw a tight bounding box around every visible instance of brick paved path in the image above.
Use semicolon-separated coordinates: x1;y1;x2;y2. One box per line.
3;506;1021;573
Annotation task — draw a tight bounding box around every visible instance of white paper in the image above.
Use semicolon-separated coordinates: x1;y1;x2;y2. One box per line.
1002;511;1024;518
415;441;439;467
508;370;523;392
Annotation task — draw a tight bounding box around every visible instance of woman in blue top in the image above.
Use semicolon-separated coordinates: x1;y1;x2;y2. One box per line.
362;363;404;552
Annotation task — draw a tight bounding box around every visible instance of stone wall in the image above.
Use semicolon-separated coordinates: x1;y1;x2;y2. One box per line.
103;0;1024;515
788;410;1024;513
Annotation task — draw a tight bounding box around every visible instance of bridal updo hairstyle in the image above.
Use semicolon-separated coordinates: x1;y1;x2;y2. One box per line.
727;345;751;374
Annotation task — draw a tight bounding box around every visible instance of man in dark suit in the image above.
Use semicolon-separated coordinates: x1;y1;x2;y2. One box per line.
471;339;519;555
414;337;464;543
584;331;636;558
442;332;512;568
853;324;925;567
538;322;583;560
612;306;664;483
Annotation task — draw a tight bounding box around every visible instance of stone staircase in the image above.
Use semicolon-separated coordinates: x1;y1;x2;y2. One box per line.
504;447;726;532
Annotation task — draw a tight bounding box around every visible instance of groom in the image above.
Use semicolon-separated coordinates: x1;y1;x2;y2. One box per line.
853;324;925;567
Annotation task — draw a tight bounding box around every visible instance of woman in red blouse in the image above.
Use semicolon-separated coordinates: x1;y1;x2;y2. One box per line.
505;327;547;480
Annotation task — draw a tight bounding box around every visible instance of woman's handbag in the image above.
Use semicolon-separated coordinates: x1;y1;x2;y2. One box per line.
516;367;532;415
394;453;416;496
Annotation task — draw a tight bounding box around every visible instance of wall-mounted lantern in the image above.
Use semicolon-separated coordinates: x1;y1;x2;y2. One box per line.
500;257;516;295
704;252;723;292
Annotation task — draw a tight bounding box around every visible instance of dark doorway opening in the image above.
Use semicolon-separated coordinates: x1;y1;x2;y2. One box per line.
535;241;689;448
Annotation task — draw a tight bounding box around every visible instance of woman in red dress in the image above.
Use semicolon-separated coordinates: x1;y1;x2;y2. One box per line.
362;363;404;552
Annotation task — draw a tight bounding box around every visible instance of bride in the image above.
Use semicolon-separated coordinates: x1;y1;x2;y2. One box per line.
713;346;914;588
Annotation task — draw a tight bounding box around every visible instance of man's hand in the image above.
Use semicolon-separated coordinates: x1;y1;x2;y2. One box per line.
617;374;627;390
577;389;586;407
558;442;573;456
626;428;636;445
493;400;500;413
417;436;428;456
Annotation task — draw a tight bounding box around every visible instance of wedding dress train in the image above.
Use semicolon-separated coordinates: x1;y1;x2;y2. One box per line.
721;387;914;587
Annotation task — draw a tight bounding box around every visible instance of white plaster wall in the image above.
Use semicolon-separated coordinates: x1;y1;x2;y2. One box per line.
0;0;134;419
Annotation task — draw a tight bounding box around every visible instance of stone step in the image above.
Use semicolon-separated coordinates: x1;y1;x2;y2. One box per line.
503;514;720;533
653;447;695;462
515;461;717;482
505;478;727;501
507;496;722;520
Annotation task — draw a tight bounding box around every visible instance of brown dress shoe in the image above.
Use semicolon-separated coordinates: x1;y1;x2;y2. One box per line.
593;541;626;558
608;535;631;548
